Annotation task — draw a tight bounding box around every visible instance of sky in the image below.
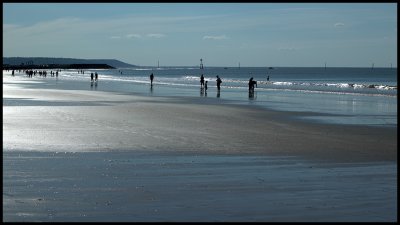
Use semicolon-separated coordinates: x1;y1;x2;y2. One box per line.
3;3;397;67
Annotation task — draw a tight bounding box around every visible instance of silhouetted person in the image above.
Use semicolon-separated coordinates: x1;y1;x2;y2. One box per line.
205;81;208;91
216;75;222;91
12;70;14;76
248;77;254;91
267;75;270;81
200;74;205;88
95;72;98;81
56;71;58;77
150;73;154;86
91;73;94;82
248;77;257;92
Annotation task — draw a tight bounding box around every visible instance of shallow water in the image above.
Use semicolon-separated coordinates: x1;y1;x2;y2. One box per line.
3;67;397;127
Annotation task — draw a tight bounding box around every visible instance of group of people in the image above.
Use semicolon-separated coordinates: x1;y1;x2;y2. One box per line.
90;72;98;82
150;73;259;94
202;74;255;93
12;68;264;95
200;74;222;92
11;69;60;78
200;74;209;91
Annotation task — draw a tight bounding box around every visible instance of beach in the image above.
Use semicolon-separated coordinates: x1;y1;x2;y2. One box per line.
3;75;397;222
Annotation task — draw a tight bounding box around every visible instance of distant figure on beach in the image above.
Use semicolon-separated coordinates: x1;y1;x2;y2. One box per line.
95;72;98;81
56;71;58;77
150;73;154;86
248;77;257;92
205;81;208;91
216;75;222;91
267;75;270;81
91;73;94;82
200;74;205;88
12;70;14;76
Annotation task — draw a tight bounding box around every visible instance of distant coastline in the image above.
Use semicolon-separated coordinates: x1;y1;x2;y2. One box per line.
3;63;115;70
3;57;136;69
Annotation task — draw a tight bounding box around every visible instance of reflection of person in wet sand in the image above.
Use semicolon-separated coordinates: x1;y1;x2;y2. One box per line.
150;73;154;86
249;90;255;99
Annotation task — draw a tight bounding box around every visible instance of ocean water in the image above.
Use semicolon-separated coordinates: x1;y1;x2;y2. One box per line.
5;67;397;127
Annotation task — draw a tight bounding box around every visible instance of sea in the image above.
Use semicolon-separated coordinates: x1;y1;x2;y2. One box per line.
5;66;397;127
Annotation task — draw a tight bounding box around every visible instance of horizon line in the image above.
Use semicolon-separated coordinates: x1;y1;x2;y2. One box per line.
3;56;397;69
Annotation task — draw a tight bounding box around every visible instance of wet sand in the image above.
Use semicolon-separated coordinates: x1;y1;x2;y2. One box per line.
2;75;397;221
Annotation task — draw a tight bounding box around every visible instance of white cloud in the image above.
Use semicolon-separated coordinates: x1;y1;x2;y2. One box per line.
203;35;229;40
126;34;142;39
110;33;165;40
3;24;21;30
147;33;166;38
334;22;345;27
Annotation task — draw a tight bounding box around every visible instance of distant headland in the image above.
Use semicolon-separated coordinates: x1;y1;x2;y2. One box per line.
3;57;137;70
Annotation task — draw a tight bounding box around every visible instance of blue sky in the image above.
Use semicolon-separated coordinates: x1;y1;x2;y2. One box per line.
3;3;397;67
